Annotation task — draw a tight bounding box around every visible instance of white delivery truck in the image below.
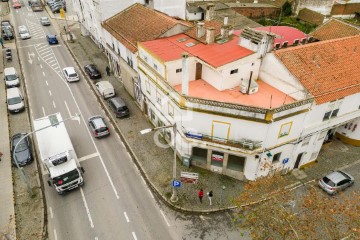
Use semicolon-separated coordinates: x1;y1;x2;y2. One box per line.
33;113;84;194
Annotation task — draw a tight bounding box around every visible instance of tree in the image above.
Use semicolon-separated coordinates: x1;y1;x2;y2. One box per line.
282;2;292;17
234;174;360;239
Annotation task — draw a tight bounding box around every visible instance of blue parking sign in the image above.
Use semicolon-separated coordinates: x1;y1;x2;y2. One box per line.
172;180;181;188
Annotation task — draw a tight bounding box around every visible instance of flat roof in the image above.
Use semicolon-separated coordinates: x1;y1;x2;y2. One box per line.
174;79;294;109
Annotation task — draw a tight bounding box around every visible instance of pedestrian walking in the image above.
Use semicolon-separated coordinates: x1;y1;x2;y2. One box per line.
207;190;213;206
0;38;4;48
106;66;110;76
198;189;204;203
0;151;3;161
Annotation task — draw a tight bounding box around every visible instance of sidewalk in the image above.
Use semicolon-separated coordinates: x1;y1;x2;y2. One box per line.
58;21;360;212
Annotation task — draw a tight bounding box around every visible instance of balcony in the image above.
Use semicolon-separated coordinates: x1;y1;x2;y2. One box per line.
183;130;262;151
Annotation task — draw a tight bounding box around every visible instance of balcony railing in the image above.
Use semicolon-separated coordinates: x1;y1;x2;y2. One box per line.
184;130;262;151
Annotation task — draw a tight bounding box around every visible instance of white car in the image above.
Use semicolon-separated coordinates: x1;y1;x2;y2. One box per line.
18;25;31;39
63;67;80;82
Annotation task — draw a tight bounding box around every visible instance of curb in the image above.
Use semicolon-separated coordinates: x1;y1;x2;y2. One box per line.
60;34;239;214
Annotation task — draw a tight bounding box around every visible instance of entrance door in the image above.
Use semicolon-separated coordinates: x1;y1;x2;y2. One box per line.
195;63;202;79
294;152;303;169
143;100;148;116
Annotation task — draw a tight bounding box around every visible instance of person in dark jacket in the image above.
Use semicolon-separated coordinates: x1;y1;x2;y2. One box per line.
106;66;110;76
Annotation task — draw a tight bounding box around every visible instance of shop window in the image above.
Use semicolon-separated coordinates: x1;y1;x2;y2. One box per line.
272;152;281;163
192;147;207;162
176;68;182;73
211;151;224;167
227;155;245;172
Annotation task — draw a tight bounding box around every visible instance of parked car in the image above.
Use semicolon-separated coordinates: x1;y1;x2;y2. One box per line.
1;20;13;30
39;16;51;26
51;4;66;13
4;67;20;88
11;133;33;166
6;87;25;113
46;34;58;44
2;28;14;40
107;97;129;118
13;1;21;8
84;64;101;79
95;81;115;99
63;67;79;82
18;25;31;40
88;115;110;138
318;170;354;195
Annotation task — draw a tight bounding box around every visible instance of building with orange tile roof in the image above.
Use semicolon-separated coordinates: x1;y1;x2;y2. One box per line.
310;18;360;41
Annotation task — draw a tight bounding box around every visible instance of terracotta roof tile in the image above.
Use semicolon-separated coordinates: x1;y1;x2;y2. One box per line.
310;18;360;41
184;21;222;44
102;3;191;53
297;8;325;25
274;35;360;104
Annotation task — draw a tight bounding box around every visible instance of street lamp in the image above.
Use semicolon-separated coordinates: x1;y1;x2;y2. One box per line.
140;123;178;202
220;185;226;205
13;113;81;197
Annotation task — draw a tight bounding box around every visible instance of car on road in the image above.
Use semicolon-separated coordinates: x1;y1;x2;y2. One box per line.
88;115;110;138
84;64;101;79
107;97;129;118
18;25;31;39
11;133;33;166
318;170;354;195
46;34;58;44
39;17;51;26
63;67;80;82
13;1;21;8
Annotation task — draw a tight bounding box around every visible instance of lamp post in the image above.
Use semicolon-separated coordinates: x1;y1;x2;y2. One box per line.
220;185;226;205
140;123;178;202
13;113;81;197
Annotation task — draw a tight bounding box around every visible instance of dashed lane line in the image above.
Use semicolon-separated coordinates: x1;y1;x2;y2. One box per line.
78;152;99;162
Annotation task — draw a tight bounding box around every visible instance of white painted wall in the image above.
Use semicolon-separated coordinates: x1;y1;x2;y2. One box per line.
150;0;186;19
165;57;197;85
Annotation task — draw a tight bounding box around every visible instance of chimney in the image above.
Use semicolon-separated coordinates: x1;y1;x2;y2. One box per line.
196;22;205;38
206;27;215;44
220;17;231;41
205;3;215;21
181;52;189;96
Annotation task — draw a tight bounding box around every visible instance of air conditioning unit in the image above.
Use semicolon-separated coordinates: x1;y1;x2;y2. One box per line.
240;80;259;95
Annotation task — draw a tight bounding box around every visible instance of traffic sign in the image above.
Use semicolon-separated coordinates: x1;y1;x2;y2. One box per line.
282;158;289;164
172;180;181;188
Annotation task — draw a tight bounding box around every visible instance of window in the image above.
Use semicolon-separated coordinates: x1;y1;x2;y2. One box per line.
272;152;281;163
146;80;151;94
156;91;162;105
168;104;174;117
176;68;182;73
144;56;148;62
153;64;158;70
310;151;319;161
150;109;156;121
192;147;207;163
211;151;224;167
331;109;339;118
323;111;331;121
230;69;238;74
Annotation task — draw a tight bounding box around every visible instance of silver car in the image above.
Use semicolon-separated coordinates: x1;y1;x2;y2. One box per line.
318;170;354;195
40;17;51;26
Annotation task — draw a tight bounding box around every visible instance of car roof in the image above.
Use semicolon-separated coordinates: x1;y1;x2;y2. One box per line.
89;116;106;128
63;67;76;73
40;17;49;19
19;25;27;29
48;34;56;38
326;171;350;183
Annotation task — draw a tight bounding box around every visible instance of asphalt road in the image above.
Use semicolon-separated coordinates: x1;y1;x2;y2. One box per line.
8;3;244;240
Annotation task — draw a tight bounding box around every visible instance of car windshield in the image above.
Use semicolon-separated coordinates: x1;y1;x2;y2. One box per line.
322;176;335;187
53;169;80;186
41;17;48;21
8;97;22;105
119;106;128;111
95;127;108;133
20;29;28;34
69;73;77;77
5;74;17;81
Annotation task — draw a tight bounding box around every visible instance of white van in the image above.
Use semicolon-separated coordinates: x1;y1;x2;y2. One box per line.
7;87;25;113
4;67;20;88
18;25;31;39
95;81;115;99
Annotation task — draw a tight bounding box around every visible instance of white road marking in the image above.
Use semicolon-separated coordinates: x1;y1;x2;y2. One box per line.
160;210;171;227
48;59;56;64
95;237;98;240
40;64;43;69
42;53;53;59
42;107;46;116
45;80;48;86
127;152;131;159
43;72;45;76
49;90;52;96
121;141;125;148
52;101;56;108
132;232;138;240
49;207;53;219
78;152;99;162
38;57;40;61
54;229;58;240
148;189;154;199
64;101;72;118
124;212;130;223
80;188;94;228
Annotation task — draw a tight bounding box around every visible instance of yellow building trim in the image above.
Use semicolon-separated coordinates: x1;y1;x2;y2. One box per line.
278;121;293;138
335;132;360;146
211;120;231;140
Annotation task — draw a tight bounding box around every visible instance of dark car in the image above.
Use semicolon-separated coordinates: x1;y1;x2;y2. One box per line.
46;34;58;44
51;4;66;13
84;64;101;79
2;28;14;40
107;97;129;118
11;133;33;166
318;170;354;195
